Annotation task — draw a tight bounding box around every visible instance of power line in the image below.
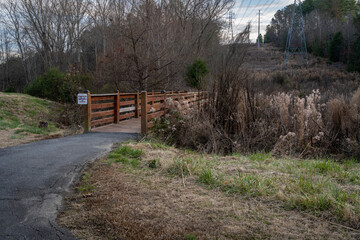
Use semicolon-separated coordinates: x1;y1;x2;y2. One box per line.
234;0;296;41
248;0;279;28
248;0;294;34
245;0;263;23
239;0;253;25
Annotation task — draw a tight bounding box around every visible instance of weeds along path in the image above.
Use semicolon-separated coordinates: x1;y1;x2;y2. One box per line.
0;132;138;239
59;141;360;240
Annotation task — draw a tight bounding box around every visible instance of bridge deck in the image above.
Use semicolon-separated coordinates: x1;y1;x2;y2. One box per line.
91;118;141;134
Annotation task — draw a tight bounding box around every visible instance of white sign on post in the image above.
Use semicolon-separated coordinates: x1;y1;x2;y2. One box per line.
77;93;88;105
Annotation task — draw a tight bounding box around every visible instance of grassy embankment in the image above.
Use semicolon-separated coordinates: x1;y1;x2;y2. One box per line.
58;140;360;239
0;92;67;148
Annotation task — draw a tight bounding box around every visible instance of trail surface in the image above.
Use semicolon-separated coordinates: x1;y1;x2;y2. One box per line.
0;132;137;239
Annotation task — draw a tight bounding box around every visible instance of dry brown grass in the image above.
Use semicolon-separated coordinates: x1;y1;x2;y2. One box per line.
243;44;360;97
58;142;360;239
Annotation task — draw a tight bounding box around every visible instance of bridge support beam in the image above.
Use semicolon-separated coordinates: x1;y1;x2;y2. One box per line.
84;90;91;133
141;91;148;134
114;90;120;124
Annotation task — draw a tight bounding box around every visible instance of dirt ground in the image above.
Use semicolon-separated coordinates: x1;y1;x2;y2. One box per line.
0;129;65;148
57;143;360;240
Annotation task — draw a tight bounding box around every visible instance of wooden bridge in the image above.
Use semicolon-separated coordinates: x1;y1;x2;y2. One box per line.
83;91;208;134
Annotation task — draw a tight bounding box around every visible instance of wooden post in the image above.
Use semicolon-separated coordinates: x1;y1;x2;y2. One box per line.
135;92;140;118
84;90;91;132
114;90;120;124
141;91;148;134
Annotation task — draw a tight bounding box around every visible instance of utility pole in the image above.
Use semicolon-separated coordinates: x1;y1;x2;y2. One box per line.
258;10;260;48
284;0;308;66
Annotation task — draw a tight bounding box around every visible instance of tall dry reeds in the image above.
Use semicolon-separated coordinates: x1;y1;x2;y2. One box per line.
152;27;360;159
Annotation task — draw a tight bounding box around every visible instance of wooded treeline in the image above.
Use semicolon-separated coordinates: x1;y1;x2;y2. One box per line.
0;0;233;93
265;0;360;70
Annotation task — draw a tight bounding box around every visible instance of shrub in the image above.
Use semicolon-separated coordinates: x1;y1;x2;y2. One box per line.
311;39;325;57
329;32;343;62
185;59;209;90
153;86;360;159
25;68;91;103
347;36;360;72
4;86;16;93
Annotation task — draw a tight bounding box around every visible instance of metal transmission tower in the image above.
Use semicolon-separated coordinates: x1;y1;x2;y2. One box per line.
227;11;234;43
284;0;308;66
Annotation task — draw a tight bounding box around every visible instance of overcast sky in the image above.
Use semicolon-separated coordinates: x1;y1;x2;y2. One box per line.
232;0;295;41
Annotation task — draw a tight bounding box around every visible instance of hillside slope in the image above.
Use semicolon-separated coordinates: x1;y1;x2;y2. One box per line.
242;44;360;96
0;92;77;148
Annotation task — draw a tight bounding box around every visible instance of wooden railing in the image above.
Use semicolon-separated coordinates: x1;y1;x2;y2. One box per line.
84;91;140;132
83;90;207;134
140;91;208;134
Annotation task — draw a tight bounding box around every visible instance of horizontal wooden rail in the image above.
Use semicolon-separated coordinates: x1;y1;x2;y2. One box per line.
141;91;208;134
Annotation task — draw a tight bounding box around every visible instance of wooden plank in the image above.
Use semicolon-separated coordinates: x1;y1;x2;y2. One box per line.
91;102;114;110
119;112;135;120
120;106;135;113
91;96;114;101
147;95;166;102
148;110;166;120
91;110;114;118
91;93;117;97
135;92;140;118
119;100;135;106
91;116;114;127
120;93;137;96
120;94;136;99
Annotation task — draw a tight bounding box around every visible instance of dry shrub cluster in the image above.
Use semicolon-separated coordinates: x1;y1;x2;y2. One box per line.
156;85;360;159
154;48;359;159
253;67;360;98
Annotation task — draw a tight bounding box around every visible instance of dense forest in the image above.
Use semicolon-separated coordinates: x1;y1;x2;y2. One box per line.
0;0;233;93
265;0;360;71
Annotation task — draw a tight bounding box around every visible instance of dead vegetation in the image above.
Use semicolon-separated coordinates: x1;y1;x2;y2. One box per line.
151;43;360;159
58;141;360;239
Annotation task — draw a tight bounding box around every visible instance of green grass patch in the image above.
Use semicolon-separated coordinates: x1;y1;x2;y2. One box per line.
108;145;143;167
78;172;95;194
109;142;360;228
0;110;20;129
167;156;207;177
184;233;197;240
148;141;170;149
197;168;219;186
161;148;360;226
248;151;272;162
10;134;25;139
15;123;57;135
113;145;143;158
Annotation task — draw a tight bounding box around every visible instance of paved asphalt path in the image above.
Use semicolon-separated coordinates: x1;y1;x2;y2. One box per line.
0;132;138;239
